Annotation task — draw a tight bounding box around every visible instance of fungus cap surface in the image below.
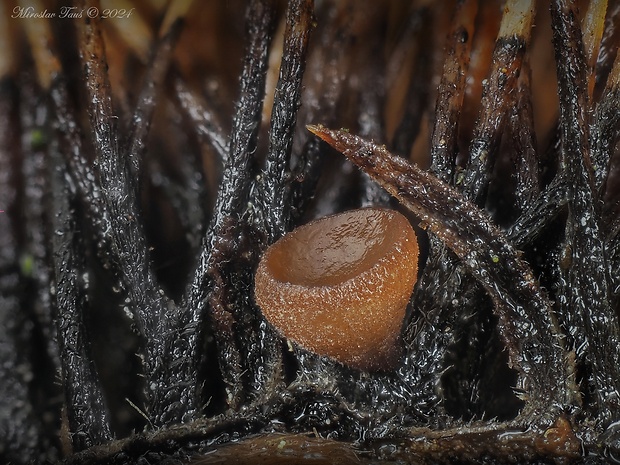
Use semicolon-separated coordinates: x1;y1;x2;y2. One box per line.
255;208;419;371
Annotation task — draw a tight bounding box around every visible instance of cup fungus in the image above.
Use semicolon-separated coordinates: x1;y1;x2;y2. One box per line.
254;208;419;371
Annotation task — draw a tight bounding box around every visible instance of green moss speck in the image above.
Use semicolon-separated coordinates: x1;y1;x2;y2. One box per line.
30;129;47;151
20;254;35;278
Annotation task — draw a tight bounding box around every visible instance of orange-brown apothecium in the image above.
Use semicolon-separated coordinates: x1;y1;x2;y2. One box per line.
254;208;419;371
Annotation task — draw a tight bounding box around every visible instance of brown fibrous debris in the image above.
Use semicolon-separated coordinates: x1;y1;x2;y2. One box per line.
2;0;620;464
